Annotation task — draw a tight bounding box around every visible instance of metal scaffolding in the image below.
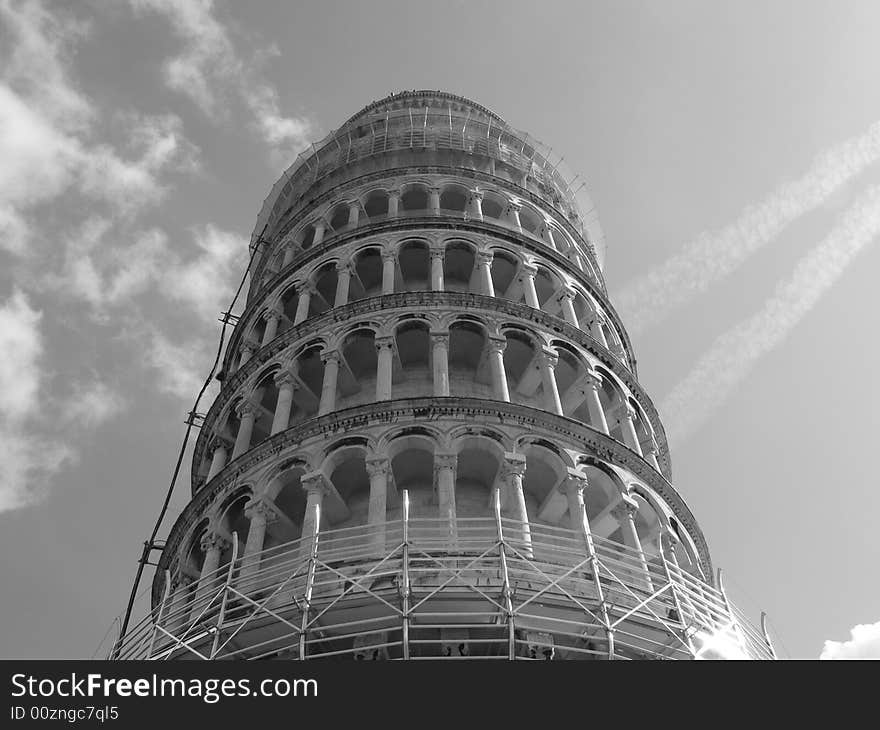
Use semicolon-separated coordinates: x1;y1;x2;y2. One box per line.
111;490;774;661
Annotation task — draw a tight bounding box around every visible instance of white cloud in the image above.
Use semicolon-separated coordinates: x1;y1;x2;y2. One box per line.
0;1;198;256
0;288;43;419
60;380;126;429
143;326;215;402
615;119;880;336
131;0;314;159
661;185;880;446
162;224;247;323
821;621;880;659
0;288;74;512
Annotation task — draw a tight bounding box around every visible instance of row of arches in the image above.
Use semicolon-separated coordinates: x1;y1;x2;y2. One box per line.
235;236;628;373
203;317;659;484
175;429;702;617
262;177;600;287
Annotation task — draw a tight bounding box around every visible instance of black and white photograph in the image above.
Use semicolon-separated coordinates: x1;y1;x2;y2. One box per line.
1;0;878;710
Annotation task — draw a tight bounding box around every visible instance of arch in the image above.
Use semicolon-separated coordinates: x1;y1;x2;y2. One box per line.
480;190;506;220
439;183;469;213
448;320;492;398
400;182;429;213
309;261;338;316
442;239;476;293
328;202;351;232
289;342;324;424
501;327;542;408
363;189;389;219
488;248;522;302
350;246;383;301
397;239;430;291
393;319;431;397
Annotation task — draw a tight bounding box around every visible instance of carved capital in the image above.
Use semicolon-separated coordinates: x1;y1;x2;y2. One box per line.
430;330;450;347
518;263;538;279
263;305;283;322
475;251;494;267
558;287;576;303
505;200;522;212
501;453;527;482
274;370;297;389
469;189;484;202
244;498;277;523
611;497;638;522
301;471;327;496
200;532;229;554
381;249;397;263
429;246;445;260
320;349;341;365
539;348;559;370
336;260;353;275
487;336;507;355
365;457;391;480
434;453;458;472
211;437;233;454
235;399;257;419
375;335;395;351
559;472;588;496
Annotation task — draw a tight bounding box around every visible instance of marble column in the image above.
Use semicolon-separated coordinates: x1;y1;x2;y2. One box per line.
475;251;495;296
366;457;390;553
430;247;445;291
538;348;563;415
192;532;230;621
261;306;282;346
381;251;396;294
501;452;532;556
434;453;458;546
612;496;653;592
375;336;395;401
469;190;484;221
299;472;326;560
207;439;231;480
231;400;257;460
388;189;401;217
240;500;276;589
488;336;510;402
520;264;540;308
334;262;352;307
270;371;296;435
293;283;313;325
318;350;340;415
431;330;450;397
583;372;610;435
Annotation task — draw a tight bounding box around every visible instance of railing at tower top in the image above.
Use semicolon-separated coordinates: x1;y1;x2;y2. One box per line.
250;107;606;268
109;492;774;661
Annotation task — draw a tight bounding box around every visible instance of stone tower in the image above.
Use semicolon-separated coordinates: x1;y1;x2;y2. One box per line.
115;91;774;660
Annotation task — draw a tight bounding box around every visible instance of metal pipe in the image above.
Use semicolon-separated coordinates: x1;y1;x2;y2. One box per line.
493;488;516;660
401;490;411;660
299;504;321;661
210;532;239;658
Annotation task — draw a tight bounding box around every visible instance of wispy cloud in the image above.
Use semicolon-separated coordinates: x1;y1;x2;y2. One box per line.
131;0;314;162
0;0;198;255
615;121;880;336
661;185;880;446
820;620;880;659
60;380;127;429
0;289;74;511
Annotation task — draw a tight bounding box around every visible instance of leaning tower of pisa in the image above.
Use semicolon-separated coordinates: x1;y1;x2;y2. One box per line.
114;91;775;660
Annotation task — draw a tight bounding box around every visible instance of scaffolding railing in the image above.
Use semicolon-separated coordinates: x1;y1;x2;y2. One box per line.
250;107;606;268
110;492;773;661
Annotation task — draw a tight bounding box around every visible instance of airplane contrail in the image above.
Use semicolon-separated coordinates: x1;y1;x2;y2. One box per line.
615;121;880;336
661;184;880;447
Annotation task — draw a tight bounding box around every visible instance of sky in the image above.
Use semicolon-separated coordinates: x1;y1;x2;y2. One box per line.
0;0;878;660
